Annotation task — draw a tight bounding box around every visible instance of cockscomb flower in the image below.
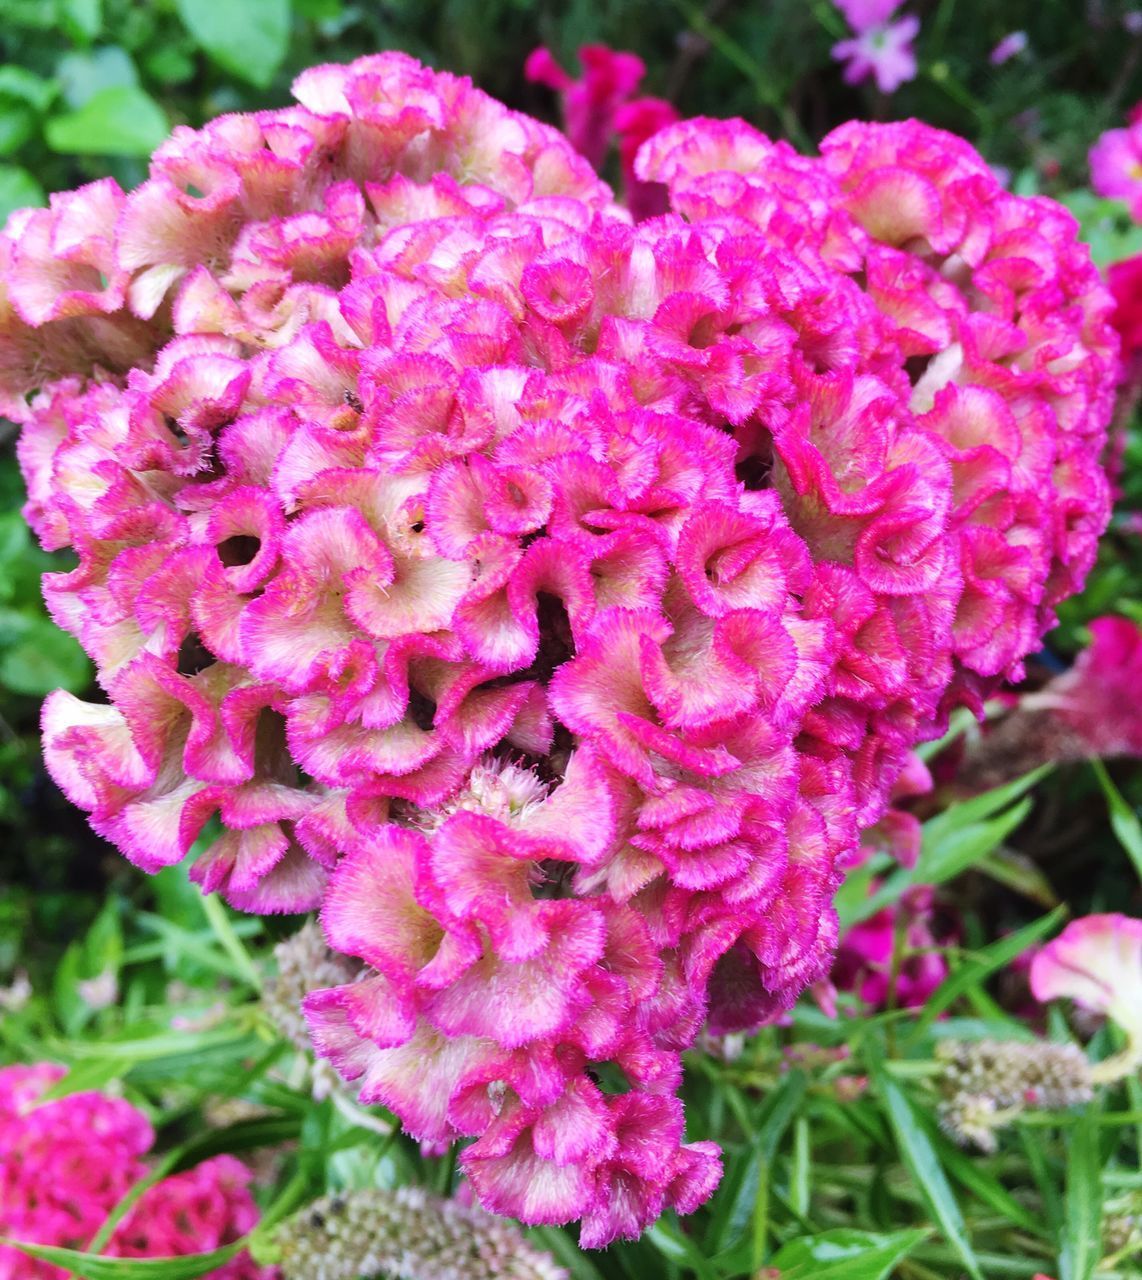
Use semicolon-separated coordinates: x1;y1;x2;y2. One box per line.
0;1064;270;1279
0;55;1116;1246
639;116;1117;724
1091;113;1142;221
1031;914;1142;1081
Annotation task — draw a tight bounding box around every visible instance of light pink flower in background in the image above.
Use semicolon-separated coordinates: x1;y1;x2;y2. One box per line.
1030;914;1142;1081
832;16;920;93
989;32;1028;65
834;0;906;32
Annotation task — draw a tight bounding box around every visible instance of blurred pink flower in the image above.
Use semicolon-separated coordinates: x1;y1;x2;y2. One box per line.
614;97;679;220
1090;114;1142;219
832;16;920;93
0;1064;272;1279
834;0;905;32
989;32;1028;65
525;45;646;168
1030;915;1142;1080
832;885;951;1010
1033;616;1142;758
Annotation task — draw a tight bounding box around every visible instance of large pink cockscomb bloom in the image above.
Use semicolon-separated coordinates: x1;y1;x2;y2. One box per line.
0;56;1117;1246
0;1064;270;1279
1030;914;1142;1081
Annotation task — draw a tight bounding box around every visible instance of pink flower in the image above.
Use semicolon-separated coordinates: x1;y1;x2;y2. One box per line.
1030;914;1142;1080
1106;253;1142;366
0;59;1117;1247
1090;116;1142;219
834;0;906;31
1032;616;1142;758
0;1065;271;1279
989;31;1028;65
525;45;646;169
525;47;677;220
832;16;920;94
832;885;951;1009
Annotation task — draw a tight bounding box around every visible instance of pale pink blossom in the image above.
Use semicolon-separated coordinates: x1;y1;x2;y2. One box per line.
1030;914;1142;1080
832;16;920;94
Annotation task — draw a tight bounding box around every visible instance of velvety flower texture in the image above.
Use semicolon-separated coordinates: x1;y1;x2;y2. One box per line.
0;1064;269;1279
0;56;1116;1246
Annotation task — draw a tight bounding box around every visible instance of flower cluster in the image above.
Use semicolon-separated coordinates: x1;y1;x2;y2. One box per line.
0;1064;269;1279
640;116;1117;717
270;1186;566;1280
0;55;1116;1245
936;1038;1093;1152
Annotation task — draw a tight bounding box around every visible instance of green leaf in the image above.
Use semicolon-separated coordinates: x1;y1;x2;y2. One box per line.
705;1071;807;1257
0;1240;245;1279
1090;758;1142;884
1059;1103;1104;1280
767;1228;928;1279
929;1127;1046;1237
56;46;138;108
869;1060;983;1280
45;85;168;157
0;66;57;111
175;0;291;89
0;165;44;222
843;768;1048;928
0;618;91;695
59;0;103;41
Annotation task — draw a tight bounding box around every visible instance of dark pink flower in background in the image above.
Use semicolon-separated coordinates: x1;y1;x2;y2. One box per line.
526;45;677;219
524;45;646;169
832;885;952;1010
614;97;680;220
1106;253;1142;366
0;1064;271;1279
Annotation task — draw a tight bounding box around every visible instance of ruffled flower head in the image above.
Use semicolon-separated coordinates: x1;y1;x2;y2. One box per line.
0;57;1116;1246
